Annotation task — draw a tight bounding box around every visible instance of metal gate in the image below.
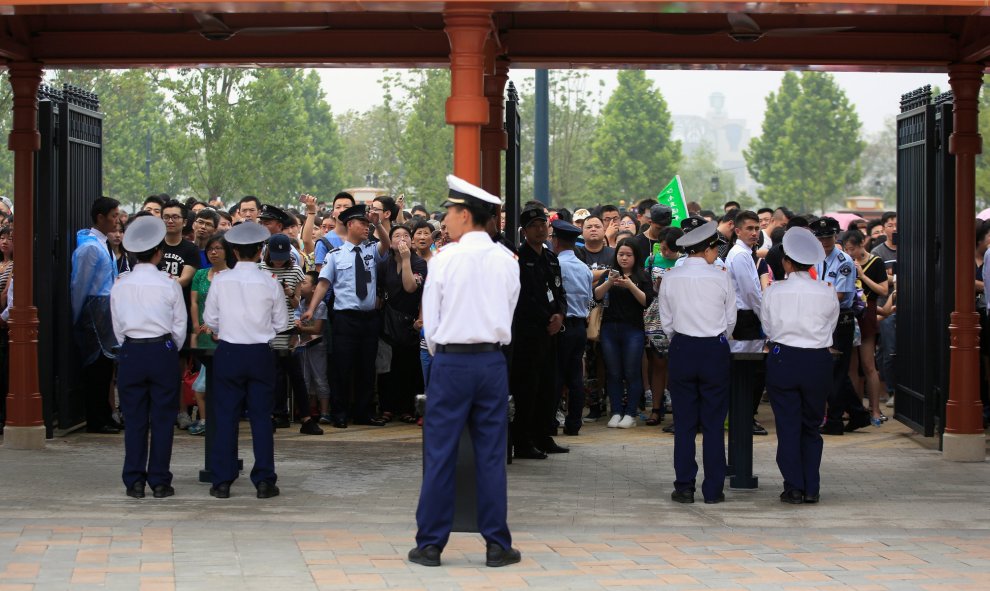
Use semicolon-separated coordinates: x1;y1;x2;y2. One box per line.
33;84;104;436
894;86;954;438
504;81;521;248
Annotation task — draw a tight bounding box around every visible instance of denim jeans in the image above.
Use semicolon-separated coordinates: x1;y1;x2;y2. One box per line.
599;321;645;417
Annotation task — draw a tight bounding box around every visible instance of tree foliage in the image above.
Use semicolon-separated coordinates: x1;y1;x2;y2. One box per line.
588;70;681;206
745;71;864;213
678;141;741;209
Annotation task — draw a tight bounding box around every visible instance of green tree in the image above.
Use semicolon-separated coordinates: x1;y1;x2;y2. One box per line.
588;71;681;206
745;71;864;213
976;84;990;209
336;104;403;191
855;116;896;205
393;69;453;206
0;73;12;199
296;70;343;198
678;141;741;209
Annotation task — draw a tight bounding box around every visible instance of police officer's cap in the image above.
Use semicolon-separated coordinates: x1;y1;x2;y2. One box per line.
224;220;271;245
551;219;581;241
122;216;166;253
782;227;827;265
259;204;292;227
679;215;707;233
675;220;720;253
443;174;502;213
810;216;841;238
338;203;370;225
520;206;548;228
649;204;673;225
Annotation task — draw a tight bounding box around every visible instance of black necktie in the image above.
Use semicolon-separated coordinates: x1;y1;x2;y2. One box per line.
354;248;370;300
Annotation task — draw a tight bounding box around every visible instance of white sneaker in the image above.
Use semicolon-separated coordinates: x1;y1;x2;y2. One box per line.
607;414;622;428
176;412;193;430
618;415;636;429
556;410;566;427
885;396;895;408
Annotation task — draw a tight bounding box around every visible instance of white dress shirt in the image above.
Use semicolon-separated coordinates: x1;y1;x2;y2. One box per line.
110;264;187;348
658;257;737;339
761;271;840;349
203;263;288;345
422;231;520;356
726;241;763;353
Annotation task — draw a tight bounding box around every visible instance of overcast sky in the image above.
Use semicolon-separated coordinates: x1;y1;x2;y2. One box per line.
317;68;948;137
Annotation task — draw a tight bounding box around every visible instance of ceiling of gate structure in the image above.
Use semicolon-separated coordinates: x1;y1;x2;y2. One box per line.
1;1;990;71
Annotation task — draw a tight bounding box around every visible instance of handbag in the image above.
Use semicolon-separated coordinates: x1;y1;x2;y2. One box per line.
382;304;420;347
587;303;604;342
181;359;199;407
643;297;669;354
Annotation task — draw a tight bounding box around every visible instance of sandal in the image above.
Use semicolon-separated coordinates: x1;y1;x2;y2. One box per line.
645;409;663;426
400;414;417;424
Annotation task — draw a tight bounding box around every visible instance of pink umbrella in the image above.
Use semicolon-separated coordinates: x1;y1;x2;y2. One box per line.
978;207;990;220
824;212;867;231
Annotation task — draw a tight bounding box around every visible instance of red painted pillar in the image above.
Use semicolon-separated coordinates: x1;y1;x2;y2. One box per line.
444;6;492;185
481;58;509;197
4;62;44;449
944;63;985;461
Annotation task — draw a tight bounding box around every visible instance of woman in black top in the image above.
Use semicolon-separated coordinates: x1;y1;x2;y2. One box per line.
592;237;655;428
377;224;428;423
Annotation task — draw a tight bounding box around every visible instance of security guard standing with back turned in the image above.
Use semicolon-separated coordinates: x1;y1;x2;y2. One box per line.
409;175;522;568
658;220;736;505
111;216;186;499
810;217;871;435
762;227;839;504
203;222;287;500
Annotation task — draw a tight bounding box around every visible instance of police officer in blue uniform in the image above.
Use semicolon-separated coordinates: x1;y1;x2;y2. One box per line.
810;217;872;435
203;222;287;499
551;219;594;437
409;175;522;568
110;216;186;499
303;204;390;427
658;221;736;504
762;227;840;504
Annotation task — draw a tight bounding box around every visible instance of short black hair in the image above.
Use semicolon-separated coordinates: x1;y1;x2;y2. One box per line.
881;211;897;225
978;220;990;247
217;211;232;224
734;210;759;226
133;245;162;263
523;199;545;210
374;196;399;220
724;200;741;210
162;199;187;217
411;219;433;235
142;195;166;209
231;242;262;260
411;204;429;216
91;196;120;224
239;195;261;211
599;204;619;216
451;204;492;228
783;255;813;273
721;209;740;224
304;270;320;284
635;199;655;215
333;192;355;207
659;226;684;253
757;207;773;216
556;207;573;223
786;216;809;229
195;208;220;227
699;209;716;220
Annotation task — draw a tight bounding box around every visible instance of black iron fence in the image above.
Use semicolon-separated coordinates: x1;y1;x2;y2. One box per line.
504;81;521;249
33;83;104;436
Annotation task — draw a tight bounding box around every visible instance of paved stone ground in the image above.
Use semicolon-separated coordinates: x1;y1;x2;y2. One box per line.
1;408;989;590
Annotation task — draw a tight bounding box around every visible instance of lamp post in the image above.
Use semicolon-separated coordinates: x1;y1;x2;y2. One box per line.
710;174;720;193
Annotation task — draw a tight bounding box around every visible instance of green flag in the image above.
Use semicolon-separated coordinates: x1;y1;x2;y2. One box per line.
656;176;688;226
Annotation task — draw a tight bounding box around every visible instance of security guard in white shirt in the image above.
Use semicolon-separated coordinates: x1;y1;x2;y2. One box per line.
203;222;288;500
110;216;186;499
761;227;839;504
409;175;522;569
658;220;736;505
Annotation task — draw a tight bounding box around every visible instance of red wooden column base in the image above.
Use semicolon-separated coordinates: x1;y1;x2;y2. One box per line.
944;63;986;462
4;61;45;450
444;7;492;185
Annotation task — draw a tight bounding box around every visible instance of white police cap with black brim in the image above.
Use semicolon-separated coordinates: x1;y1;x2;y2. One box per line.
443;174;502;211
122;216;166;253
224;220;271;245
675;219;719;252
782;227;826;265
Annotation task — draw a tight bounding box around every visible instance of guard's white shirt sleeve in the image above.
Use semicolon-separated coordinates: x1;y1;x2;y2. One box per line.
422;254;444;356
270;275;289;337
657;274;676;339
170;280;187;349
203;283;220;334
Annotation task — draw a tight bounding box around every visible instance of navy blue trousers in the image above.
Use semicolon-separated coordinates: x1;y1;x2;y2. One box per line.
211;341;277;488
557;320;588;433
330;310;380;422
667;334;730;502
766;344;832;497
827;313;869;427
117;339;179;489
415;350;511;551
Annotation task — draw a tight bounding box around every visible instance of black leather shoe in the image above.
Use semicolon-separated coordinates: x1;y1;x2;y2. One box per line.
671;489;695;504
209;482;231;499
87;424;120;434
845;414;871;432
752;420;769;436
152;484;175;499
803;493;821;504
353;417;387;427
662;424;675;434
780;489;805;504
108;419;125;431
537;439;569;454
704;493;725;504
486;543;521;567
126;481;145;499
562;427;580;436
256;481;280;499
274;416;291;429
331;419;348;429
820;421;844;436
299;420;324;435
513;446;548;460
407;545;441;567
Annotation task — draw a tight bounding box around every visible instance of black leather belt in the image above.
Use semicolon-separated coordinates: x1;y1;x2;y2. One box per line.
335;309;376;317
125;335;172;344
436;343;500;353
564;317;587;326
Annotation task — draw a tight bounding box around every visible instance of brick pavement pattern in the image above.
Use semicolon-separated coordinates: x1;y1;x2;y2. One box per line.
1;409;988;590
